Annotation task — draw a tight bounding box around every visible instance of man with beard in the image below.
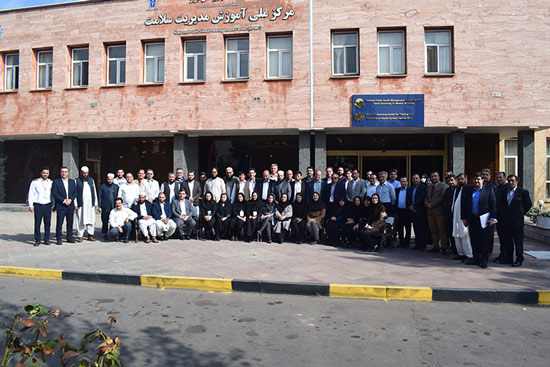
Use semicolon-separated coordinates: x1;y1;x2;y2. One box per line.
205;167;226;202
160;171;179;203
98;173;119;240
75;166;98;242
451;173;472;261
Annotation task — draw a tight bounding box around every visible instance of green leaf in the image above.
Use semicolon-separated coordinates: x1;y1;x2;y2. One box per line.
79;360;90;367
24;303;49;317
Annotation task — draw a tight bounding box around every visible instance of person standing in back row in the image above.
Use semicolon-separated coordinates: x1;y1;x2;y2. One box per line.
52;166;77;245
27;167;53;246
425;171;448;254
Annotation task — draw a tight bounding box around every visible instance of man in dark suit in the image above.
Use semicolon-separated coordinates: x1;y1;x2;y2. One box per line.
247;168;259;198
494;171;510;263
322;173;346;210
152;192;177;240
273;170;291;202
498;175;532;267
306;169;326;204
461;172;497;268
290;171;307;202
395;176;411;248
131;193;158;243
172;190;197;239
51;166;77;245
408;173;428;251
160;171;180;204
258;170;275;202
98;173;119;240
443;174;457;254
181;170;202;216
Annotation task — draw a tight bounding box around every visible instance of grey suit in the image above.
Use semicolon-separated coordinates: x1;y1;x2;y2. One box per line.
347;179;366;200
171;198;197;238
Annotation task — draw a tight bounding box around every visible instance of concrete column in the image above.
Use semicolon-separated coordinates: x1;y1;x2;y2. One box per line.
62;136;79;179
298;131;311;173
173;134;199;173
314;131;326;173
0;141;5;203
449;130;465;174
518;130;535;197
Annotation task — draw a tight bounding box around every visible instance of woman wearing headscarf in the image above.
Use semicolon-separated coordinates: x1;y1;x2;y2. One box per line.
358;193;387;251
273;193;293;244
343;196;363;247
306;191;326;244
326;198;348;246
257;193;276;243
246;191;263;242
216;192;232;240
352;196;371;246
230;192;248;241
291;193;308;244
200;191;218;240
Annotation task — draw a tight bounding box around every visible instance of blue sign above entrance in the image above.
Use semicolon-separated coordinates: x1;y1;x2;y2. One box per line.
352;94;424;127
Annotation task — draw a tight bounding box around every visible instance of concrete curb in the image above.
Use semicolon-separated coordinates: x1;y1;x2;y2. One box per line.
1;266;548;305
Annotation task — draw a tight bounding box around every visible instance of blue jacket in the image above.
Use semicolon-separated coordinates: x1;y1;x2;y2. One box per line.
152;200;173;220
51;178;77;209
131;201;154;220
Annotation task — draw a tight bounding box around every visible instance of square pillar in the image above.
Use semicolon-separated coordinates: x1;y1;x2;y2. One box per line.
173;134;198;173
450;130;465;174
314;131;326;173
62;136;79;179
298;131;311;173
518;130;535;196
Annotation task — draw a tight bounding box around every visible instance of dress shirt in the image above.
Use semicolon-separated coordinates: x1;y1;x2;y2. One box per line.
507;187;517;206
139;202;148;217
330;184;336;201
472;186;482;215
389;180;401;190
109;207;137;227
180;200;187;216
397;187;408;209
412;186;417;203
160;202;167;219
366;183;378;198
313;181;321;196
248;180;255;194
161;182;177;202
28;178;52;207
140;179;160;201
376;182;396;204
62;178;69;199
293;181;302;200
118;183;140;208
261;181;270;200
114;177;127;187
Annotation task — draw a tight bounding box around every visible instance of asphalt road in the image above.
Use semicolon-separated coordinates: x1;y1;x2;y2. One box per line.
0;277;548;367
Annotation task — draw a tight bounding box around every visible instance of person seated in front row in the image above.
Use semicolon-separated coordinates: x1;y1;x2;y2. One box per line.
357;193;387;252
200;191;218;240
171;190;197;240
108;197;137;242
291;193;308;244
246;191;263;242
274;193;293;244
343;196;363;247
306;192;326;244
257;193;276;243
152;192;177;241
326;198;347;247
131;192;158;243
216;193;232;240
230;193;248;241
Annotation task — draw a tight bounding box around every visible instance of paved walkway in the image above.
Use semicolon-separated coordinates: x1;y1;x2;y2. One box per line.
1;211;549;290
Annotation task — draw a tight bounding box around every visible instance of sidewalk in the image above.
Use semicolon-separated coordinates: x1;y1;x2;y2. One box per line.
1;211;549;291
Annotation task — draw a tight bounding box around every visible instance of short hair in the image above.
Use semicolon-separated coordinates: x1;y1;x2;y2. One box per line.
507;174;519;181
481;168;491;175
473;172;483;178
41;166;50;172
146;169;154;174
238;171;245;176
457;173;468;179
248;167;256;173
378;171;388;176
168;171;175;176
447;174;456;180
199;171;207;176
115;197;123;203
188;170;195;175
60;166;69;171
411;173;420;179
117;168;124;172
400;176;408;181
271;163;278;168
496;171;506;177
306;166;314;171
176;167;183;172
179;189;186;194
296;171;302;175
389;169;398;174
211;167;218;172
326;166;333;171
430;171;440;176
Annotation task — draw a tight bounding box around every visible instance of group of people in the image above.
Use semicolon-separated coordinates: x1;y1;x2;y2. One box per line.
27;162;532;269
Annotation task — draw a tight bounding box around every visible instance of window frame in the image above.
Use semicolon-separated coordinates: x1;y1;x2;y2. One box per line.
504;139;518;177
225;37;249;80
106;44;126;86
183;39;206;82
36;50;53;90
377;29;406;75
546;139;550;198
267;34;293;79
71;47;89;87
331;31;359;76
144;42;165;84
424;29;453;75
4;52;19;91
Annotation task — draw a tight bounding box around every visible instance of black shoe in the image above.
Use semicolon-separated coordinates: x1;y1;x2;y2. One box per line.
123;238;129;243
56;240;63;246
493;256;503;263
500;259;513;265
34;240;40;247
480;262;488;269
465;258;479;265
428;247;440;253
512;259;523;267
44;240;50;246
452;255;464;260
67;238;76;244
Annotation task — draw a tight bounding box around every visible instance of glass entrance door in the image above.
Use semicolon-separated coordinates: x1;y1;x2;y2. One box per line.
361;156;407;179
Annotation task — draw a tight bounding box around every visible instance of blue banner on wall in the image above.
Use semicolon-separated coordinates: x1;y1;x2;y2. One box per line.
352;94;424;127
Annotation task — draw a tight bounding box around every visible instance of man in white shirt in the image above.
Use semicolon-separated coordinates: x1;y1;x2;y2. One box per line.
108;197;136;242
75;166;98;242
231;171;249;203
247;168;258;199
140;169;160;203
114;169;127;187
366;173;379;198
118;173;140;208
28;167;53;246
204;167;226;202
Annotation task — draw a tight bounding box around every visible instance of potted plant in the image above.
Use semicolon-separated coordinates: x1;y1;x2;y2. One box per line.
526;200;550;229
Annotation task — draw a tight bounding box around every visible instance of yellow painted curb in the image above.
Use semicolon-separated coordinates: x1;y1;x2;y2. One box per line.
538;290;550;305
329;284;387;299
141;275;232;292
0;266;62;280
387;286;432;301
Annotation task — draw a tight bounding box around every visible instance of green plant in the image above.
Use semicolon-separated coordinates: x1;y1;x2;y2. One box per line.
2;303;122;367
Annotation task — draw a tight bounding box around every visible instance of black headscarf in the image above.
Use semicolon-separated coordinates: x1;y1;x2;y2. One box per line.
367;194;386;223
276;193;291;213
292;193;308;219
346;196;363;221
308;192;326;213
232;193;248;217
262;194;276;215
201;191;217;216
247;194;263;215
217;193;232;217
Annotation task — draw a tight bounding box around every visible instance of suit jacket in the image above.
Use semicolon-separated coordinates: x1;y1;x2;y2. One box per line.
171;198;196;219
161;180;181;201
75;177;97;208
444;186;456;216
273;180;291;202
290;180;307;202
224;176;239;199
257;180;275;201
131;201;154;220
321;181;346;206
232;180;252;202
407;184;427;216
425;181;448;216
395;186;410;210
181;180;202;206
347;179;366;200
501;187;532;227
306;180;327;204
52;178;77;209
495;183;510;219
152;200;173;220
248;178;260;195
461;185;497;222
98;183;119;211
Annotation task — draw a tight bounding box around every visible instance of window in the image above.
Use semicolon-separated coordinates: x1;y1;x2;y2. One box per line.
378;30;405;75
184;40;206;82
267;35;292;78
332;32;358;75
504;139;518;176
37;50;53;89
71;48;89;87
225;37;249;80
546;139;550;198
144;42;165;83
107;45;126;85
4;53;19;91
425;30;452;74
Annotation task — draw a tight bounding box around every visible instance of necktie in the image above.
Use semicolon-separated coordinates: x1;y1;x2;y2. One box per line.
508;191;513;206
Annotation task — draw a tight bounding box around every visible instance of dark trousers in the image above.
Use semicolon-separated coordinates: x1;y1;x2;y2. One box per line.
326;219;345;245
358;228;375;249
291;218;306;243
55;206;74;240
34;203;52;241
230;217;246;238
445;212;456;252
109;222;131;240
487;225;495;255
101;209;110;234
495;221;507;259
502;223;524;262
469;215;490;264
201;217;217;239
247;218;260;239
411;212;428;250
258;218;272;241
396;208;411;248
382;202;394;216
217;217;231;239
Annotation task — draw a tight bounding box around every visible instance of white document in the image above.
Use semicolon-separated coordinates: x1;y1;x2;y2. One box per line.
479;212;490;229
